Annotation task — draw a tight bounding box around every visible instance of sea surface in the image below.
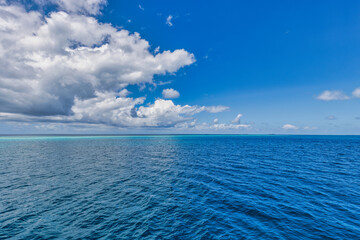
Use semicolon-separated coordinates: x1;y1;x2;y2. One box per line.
0;135;359;239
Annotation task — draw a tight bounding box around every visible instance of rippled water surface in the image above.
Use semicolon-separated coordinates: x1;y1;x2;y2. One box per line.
1;135;360;239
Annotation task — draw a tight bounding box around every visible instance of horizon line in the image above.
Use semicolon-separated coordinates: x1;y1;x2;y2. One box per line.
0;134;359;136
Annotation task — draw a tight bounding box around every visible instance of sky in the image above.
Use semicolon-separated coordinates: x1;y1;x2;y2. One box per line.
0;0;360;134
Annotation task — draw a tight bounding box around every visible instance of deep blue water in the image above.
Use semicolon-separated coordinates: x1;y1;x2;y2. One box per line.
0;135;359;239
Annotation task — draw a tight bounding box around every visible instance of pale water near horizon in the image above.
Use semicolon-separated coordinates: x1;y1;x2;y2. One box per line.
0;135;359;239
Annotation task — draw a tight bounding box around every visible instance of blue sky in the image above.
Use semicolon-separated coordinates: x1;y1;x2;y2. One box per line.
0;0;359;134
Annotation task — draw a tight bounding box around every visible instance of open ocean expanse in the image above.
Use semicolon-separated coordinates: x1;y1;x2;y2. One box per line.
0;135;359;239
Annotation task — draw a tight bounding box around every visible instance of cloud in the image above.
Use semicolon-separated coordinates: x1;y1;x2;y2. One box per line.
316;90;349;101
282;124;298;130
231;113;242;124
0;95;229;128
25;0;107;15
136;99;225;127
138;4;144;11
56;0;107;15
72;97;228;128
173;119;251;131
211;123;250;130
209;114;250;130
162;88;180;99
0;1;230;129
118;89;131;97
352;88;360;98
201;106;229;113
157;80;172;86
166;15;173;26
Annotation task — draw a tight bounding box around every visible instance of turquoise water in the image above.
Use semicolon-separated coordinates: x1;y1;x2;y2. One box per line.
0;135;359;239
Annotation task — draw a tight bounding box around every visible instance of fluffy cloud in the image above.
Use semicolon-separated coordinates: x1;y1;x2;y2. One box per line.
0;92;229;128
316;90;349;101
69;94;226;128
0;1;229;129
282;124;298;130
162;88;180;99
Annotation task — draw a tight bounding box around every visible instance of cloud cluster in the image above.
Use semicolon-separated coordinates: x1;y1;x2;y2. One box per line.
67;95;227;128
0;0;229;129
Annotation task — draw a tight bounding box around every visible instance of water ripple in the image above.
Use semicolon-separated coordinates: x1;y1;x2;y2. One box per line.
0;135;360;239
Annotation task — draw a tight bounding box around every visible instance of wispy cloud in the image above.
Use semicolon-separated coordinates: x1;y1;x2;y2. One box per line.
166;15;173;26
138;4;144;11
157;80;172;86
211;123;251;130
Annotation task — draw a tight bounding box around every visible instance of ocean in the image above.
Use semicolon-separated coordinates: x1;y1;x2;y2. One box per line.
0;135;359;239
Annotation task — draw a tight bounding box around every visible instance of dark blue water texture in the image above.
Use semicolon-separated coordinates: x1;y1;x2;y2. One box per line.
0;135;359;239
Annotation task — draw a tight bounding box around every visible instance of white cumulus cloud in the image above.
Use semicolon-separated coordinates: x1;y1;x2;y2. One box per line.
162;88;180;99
